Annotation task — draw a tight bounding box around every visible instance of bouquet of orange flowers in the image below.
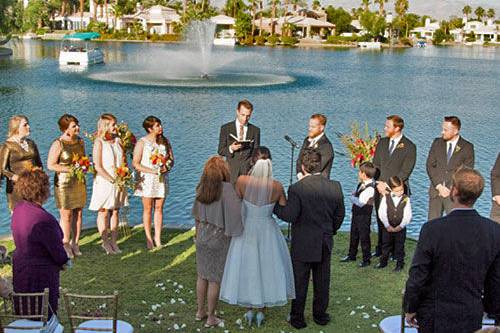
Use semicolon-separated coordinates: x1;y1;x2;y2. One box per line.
338;122;380;168
69;153;94;183
114;163;135;190
150;149;173;175
116;123;137;157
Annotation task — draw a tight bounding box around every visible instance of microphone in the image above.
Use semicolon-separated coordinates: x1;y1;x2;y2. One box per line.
284;135;300;149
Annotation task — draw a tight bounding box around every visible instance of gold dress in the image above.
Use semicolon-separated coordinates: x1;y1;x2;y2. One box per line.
54;138;87;210
0;139;43;210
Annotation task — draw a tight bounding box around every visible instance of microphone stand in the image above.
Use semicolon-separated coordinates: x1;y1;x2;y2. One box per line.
284;135;299;243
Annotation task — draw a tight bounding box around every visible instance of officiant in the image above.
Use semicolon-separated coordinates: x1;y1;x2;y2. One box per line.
218;100;260;183
296;114;334;180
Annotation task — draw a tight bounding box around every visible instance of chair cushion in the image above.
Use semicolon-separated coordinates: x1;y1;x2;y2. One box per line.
76;320;133;333
379;315;418;333
5;319;63;333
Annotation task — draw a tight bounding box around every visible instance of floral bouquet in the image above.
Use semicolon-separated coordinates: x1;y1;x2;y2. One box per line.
150;149;173;175
114;163;135;191
116;122;137;157
338;121;380;168
69;153;94;183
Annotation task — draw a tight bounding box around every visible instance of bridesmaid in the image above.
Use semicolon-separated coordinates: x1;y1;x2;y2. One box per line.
89;114;128;255
133;116;174;249
0;115;43;211
47;114;87;259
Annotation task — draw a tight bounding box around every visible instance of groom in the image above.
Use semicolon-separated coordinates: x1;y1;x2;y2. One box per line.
218;99;260;183
274;149;345;329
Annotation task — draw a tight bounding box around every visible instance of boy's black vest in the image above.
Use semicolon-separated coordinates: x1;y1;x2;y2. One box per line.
385;193;409;227
352;181;375;216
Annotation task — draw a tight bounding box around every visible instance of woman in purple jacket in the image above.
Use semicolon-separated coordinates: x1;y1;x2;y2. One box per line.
11;169;69;316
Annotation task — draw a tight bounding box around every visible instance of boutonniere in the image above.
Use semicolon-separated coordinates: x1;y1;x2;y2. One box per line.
454;145;461;153
403;197;409;203
397;142;405;149
313;143;319;149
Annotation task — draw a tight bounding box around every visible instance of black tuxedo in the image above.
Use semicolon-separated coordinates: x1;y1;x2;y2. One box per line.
274;175;345;327
426;136;474;219
491;153;500;223
218;121;260;183
296;134;334;179
372;135;417;255
404;210;500;333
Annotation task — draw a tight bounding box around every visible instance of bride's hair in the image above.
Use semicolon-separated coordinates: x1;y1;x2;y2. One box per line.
196;156;230;204
251;146;272;165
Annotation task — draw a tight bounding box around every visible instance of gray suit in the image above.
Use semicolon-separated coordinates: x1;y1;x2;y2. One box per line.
491;153;500;223
426;136;474;220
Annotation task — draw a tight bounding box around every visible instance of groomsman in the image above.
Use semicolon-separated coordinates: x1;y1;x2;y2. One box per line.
372;115;416;257
296;114;334;180
491;152;500;223
275;150;345;329
218;100;260;183
426;116;474;220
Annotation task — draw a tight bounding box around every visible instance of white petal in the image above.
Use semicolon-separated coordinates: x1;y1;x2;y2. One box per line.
350;311;356;316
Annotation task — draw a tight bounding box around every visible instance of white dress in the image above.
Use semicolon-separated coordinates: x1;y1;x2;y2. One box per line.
134;138;169;198
89;138;129;211
219;200;295;308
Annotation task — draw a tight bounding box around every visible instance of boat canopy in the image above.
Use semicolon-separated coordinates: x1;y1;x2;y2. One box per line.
63;32;101;40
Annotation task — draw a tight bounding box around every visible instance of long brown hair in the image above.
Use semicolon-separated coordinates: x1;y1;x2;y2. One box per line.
143;116;169;148
196;156;230;204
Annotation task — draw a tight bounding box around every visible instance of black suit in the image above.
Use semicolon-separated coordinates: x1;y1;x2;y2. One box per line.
218;121;260;183
372;135;417;255
274;175;345;327
491;153;500;223
426;137;474;219
296;135;334;179
404;210;500;333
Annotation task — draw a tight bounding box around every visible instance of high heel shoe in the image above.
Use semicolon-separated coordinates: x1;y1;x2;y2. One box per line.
63;243;74;259
71;242;82;256
244;310;254;326
101;243;113;255
256;311;265;327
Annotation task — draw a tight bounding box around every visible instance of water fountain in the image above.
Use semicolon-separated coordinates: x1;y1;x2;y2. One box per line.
87;20;294;88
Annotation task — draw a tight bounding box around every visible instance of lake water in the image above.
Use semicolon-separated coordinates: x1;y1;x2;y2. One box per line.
0;40;499;238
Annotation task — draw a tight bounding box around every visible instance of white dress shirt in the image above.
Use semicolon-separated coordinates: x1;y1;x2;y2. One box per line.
297;132;325;179
378;195;412;229
229;119;248;154
351;179;375;207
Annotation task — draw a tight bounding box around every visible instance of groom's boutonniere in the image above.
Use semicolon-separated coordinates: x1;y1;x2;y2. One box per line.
455;145;461;153
397;142;405;149
313;143;319;149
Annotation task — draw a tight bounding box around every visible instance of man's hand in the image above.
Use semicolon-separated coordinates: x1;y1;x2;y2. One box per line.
377;181;389;195
405;313;418;328
393;226;403;232
386;226;395;233
436;184;450;198
230;142;242;152
494;195;500;205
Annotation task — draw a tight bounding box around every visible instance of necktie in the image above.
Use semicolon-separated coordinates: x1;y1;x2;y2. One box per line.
238;124;244;141
447;142;453;163
389;140;395;155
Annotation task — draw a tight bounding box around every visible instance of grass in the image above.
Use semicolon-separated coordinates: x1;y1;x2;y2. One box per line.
0;227;416;332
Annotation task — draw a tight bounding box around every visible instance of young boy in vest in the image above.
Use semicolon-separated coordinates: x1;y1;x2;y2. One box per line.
341;162;377;267
375;176;412;272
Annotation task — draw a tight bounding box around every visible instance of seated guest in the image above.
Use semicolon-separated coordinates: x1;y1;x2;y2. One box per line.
341;161;376;267
192;156;243;328
375;176;412;272
11;169;70;317
404;168;500;333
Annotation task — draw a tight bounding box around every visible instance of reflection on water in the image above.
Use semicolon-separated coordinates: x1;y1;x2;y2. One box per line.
0;40;499;238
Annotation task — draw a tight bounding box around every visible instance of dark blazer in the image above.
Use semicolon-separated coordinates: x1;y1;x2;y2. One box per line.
426;136;475;197
218;121;260;182
296;134;334;179
372;135;416;195
273;174;345;262
492;152;500;197
404;210;500;333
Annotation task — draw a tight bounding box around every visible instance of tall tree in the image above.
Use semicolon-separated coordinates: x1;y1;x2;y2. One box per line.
394;0;408;18
361;0;369;12
312;0;321;11
374;0;386;16
487;8;495;19
474;6;485;21
462;5;471;18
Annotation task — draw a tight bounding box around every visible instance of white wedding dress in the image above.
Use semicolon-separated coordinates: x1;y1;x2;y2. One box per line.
220;159;295;308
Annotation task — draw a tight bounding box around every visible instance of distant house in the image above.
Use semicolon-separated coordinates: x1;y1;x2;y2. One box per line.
210;15;236;45
52;12;93;30
121;5;181;35
451;16;499;44
410;18;440;40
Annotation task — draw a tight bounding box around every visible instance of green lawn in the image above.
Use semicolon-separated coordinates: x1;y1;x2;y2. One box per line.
0;228;416;332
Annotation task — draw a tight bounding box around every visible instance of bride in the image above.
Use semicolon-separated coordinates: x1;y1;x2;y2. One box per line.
219;146;295;327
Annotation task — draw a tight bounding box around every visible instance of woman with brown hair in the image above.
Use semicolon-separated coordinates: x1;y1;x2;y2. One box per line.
0;115;43;211
133;116;174;249
89;114;128;255
47;114;87;259
192;156;243;328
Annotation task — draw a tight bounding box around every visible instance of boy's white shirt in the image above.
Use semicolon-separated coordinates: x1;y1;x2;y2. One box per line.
378;195;412;229
350;178;375;208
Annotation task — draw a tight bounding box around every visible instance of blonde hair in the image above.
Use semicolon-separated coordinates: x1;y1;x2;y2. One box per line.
96;113;117;138
7;115;28;138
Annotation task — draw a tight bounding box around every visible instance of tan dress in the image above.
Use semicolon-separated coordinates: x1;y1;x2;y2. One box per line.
54;138;87;210
192;182;243;283
0;139;43;210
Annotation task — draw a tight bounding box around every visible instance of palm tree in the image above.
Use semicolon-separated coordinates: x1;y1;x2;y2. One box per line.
269;0;277;35
474;6;485;21
395;0;408;17
312;0;321;11
374;0;386;16
258;0;263;36
249;0;257;37
462;5;471;18
487;8;495;19
79;0;84;27
361;0;370;12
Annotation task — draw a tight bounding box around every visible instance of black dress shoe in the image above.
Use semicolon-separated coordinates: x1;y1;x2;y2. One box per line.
358;260;371;267
394;263;404;272
313;314;330;326
290;320;307;329
340;256;356;262
374;263;387;269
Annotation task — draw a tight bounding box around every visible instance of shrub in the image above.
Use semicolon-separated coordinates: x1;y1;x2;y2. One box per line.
326;35;357;44
254;35;266;46
465;36;476;42
35;27;49;35
280;36;298;46
267;35;280;46
399;37;413;46
241;35;254;46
